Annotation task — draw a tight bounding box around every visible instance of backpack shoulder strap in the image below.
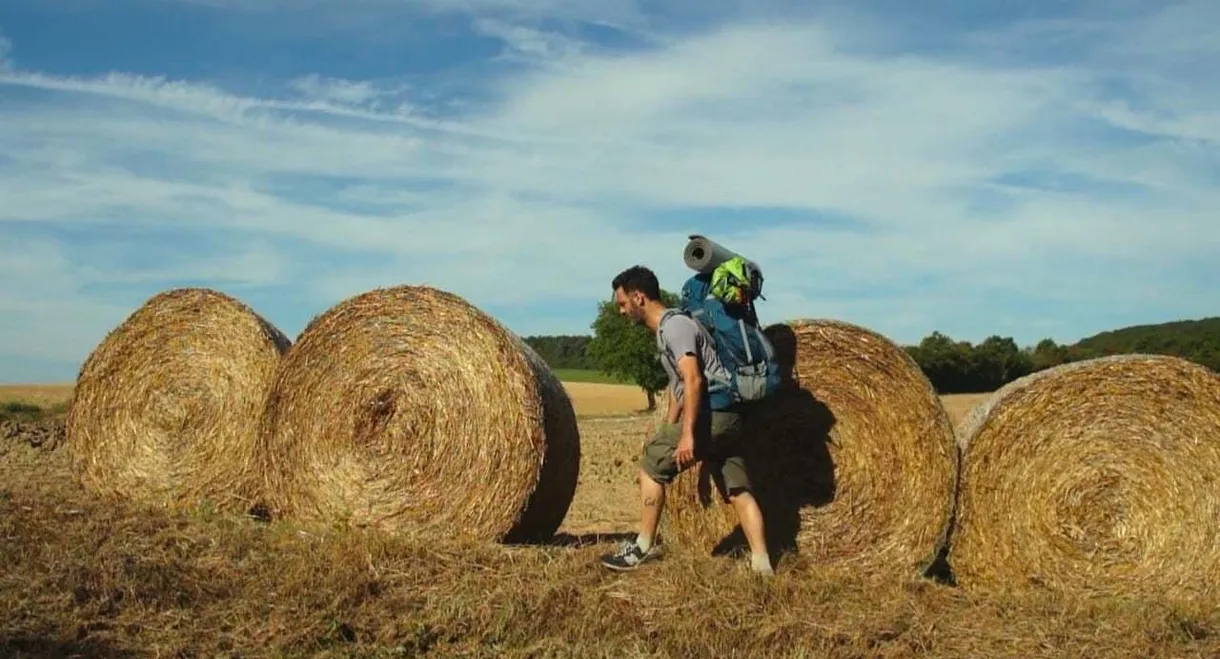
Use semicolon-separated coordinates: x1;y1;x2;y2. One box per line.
752;324;776;361
736;318;755;363
656;308;685;356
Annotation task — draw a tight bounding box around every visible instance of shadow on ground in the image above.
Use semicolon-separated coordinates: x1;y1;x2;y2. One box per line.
0;635;136;659
543;531;637;549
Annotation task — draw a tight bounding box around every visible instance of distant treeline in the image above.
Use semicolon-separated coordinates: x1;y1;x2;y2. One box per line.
908;317;1220;393
523;335;594;370
526;317;1220;394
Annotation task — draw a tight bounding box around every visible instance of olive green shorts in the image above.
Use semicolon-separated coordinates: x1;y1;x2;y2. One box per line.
640;410;751;501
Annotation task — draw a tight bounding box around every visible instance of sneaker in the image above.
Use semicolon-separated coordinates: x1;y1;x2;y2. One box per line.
750;553;775;578
751;563;775;578
599;539;660;571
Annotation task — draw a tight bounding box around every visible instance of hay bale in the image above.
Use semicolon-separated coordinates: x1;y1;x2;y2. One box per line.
257;285;581;544
948;354;1220;599
661;319;957;573
65;287;291;513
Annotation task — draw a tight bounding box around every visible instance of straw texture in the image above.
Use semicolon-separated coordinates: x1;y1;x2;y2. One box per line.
64;287;291;513
948;354;1220;600
257;285;581;543
661;319;957;573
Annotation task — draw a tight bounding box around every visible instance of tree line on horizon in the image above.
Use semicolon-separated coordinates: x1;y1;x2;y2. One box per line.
524;301;1220;402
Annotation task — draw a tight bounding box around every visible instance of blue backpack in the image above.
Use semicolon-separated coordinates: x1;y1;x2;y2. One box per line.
667;268;783;410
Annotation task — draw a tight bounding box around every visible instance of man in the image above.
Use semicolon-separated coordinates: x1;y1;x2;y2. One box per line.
598;265;773;576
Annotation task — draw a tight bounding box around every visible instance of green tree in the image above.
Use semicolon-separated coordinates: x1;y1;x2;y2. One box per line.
910;331;975;393
972;335;1033;390
905;317;1220;393
523;335;593;369
586;290;679;411
1031;338;1068;372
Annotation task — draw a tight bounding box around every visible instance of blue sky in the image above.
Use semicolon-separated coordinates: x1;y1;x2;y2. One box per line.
1;0;1217;383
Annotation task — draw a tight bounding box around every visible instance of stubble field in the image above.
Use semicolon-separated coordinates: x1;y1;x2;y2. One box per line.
1;383;1215;658
0;382;989;425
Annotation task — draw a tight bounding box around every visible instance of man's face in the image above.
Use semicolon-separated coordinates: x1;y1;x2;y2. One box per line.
614;287;645;325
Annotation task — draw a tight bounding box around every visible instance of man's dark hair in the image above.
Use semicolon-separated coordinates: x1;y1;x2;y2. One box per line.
612;265;661;301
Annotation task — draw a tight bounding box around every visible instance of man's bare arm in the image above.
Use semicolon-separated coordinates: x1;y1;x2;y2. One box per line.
664;387;680;424
676;354;703;436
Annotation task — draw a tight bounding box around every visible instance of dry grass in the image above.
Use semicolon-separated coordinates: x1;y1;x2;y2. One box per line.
62;288;291;515
948;354;1220;602
256;285;581;544
661;319;958;578
3;418;1219;658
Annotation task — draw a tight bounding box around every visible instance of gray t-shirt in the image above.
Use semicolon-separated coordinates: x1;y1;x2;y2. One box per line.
657;310;726;408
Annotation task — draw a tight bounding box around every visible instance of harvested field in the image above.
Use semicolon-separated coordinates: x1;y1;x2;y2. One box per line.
0;382;985;425
940;393;990;426
563;382;650;417
0;384;74;409
3;413;1219;658
948;354;1220;602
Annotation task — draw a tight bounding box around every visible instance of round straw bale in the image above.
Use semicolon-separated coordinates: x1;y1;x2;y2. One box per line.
661;319;957;573
948;354;1220;599
64;287;291;513
257;285;581;544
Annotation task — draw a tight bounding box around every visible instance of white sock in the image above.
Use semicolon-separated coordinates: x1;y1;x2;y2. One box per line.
751;553;773;574
636;534;652;552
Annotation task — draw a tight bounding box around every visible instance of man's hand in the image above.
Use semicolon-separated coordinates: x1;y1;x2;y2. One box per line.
675;428;695;469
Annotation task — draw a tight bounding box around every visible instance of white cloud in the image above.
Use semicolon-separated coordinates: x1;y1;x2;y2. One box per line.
1;3;1218;381
475;27;1074;215
287;74;413;110
0;33;12;71
168;0;649;29
472;18;591;62
0;70;479;136
0;228;289;368
0;240;140;366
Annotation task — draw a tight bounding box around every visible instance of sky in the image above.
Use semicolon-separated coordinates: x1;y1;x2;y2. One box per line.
0;0;1217;383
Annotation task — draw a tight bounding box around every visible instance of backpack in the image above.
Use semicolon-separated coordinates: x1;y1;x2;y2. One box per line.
667;257;783;410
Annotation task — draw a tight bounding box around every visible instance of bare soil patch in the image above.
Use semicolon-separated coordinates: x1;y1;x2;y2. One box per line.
1;418;65;452
560;415;654;536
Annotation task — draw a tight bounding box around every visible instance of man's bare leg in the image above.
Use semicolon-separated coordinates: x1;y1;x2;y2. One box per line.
637;468;665;551
729;491;773;575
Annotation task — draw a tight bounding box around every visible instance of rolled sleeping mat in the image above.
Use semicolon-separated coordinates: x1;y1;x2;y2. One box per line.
683;235;761;275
